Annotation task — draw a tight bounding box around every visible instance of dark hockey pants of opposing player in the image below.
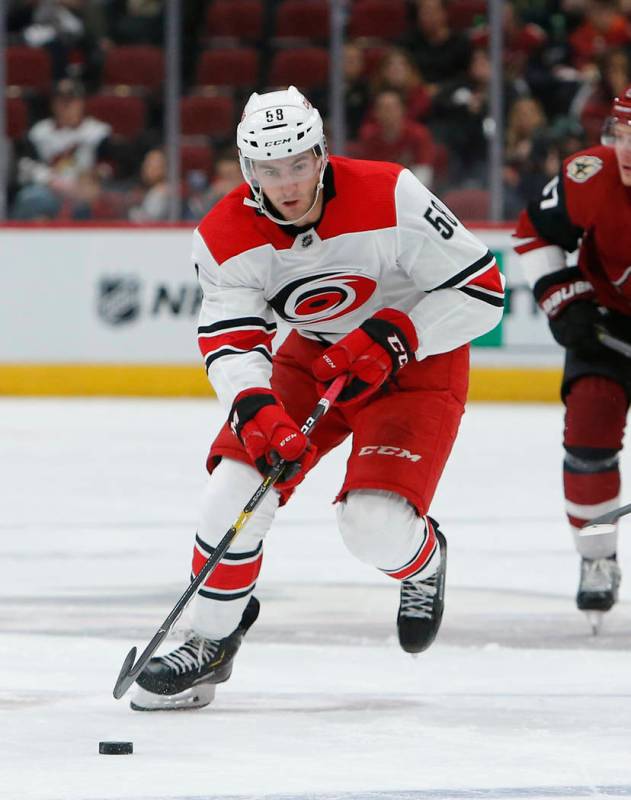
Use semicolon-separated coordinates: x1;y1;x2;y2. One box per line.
189;331;468;640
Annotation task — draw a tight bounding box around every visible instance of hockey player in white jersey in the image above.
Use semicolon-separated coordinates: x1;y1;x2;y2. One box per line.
132;86;504;710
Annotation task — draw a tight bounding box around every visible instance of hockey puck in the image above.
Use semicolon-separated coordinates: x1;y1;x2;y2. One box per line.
99;741;133;755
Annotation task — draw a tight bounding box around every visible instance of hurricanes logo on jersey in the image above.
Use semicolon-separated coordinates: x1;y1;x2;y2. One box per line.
566;155;603;183
269;272;377;324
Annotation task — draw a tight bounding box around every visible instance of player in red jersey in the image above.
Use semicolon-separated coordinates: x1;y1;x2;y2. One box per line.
514;87;631;633
132;87;504;710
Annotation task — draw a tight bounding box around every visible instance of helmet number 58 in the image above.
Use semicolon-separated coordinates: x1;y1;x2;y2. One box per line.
266;109;285;122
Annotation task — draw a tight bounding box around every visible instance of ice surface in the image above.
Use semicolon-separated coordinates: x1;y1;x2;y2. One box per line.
1;399;630;800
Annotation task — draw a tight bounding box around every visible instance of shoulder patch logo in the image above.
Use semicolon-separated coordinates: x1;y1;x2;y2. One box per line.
566;155;603;183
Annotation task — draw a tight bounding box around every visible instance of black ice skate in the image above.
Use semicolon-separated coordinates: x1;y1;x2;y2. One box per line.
576;554;621;635
397;527;447;654
131;596;259;711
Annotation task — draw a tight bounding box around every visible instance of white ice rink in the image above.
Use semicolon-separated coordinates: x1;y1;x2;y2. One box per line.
2;398;631;800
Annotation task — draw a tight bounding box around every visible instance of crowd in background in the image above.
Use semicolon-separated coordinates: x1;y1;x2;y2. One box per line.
4;0;631;222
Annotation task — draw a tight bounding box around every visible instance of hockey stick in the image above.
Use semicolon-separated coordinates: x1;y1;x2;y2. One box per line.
596;327;631;359
579;503;631;537
113;374;346;700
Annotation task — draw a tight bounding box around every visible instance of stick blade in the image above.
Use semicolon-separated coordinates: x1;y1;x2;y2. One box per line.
112;646;138;700
578;522;617;538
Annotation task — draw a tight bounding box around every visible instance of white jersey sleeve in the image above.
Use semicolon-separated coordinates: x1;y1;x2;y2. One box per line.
394;169;505;359
193;228;276;411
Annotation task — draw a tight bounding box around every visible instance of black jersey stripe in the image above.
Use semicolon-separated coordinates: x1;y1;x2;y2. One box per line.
432;250;495;290
205;345;273;369
198;317;277;335
195;533;262;561
460;286;505;307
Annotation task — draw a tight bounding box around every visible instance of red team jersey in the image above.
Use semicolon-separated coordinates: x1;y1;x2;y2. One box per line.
514;145;631;314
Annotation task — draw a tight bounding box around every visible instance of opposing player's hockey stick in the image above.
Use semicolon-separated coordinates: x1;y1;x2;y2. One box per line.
113;375;346;700
579;503;631;537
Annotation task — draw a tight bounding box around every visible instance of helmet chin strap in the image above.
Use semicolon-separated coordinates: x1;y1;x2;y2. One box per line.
243;159;328;227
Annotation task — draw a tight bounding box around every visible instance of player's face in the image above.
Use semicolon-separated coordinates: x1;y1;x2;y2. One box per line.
253;152;322;222
614;123;631;186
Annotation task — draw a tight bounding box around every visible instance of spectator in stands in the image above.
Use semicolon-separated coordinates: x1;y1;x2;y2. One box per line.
105;0;163;45
128;148;170;222
344;42;371;140
184;152;243;221
569;0;631;70
430;47;522;188
505;96;549;167
572;47;631;144
371;47;432;123
12;78;112;220
406;0;472;93
358;90;436;187
7;0;105;85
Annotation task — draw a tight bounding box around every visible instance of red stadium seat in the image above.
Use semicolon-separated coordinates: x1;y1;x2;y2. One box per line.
103;46;164;91
348;0;407;40
6;97;28;139
446;0;487;31
181;143;215;179
6;46;52;94
275;1;330;40
195;48;260;89
269;48;329;90
84;95;146;138
180;95;235;138
362;46;387;77
206;0;264;41
441;188;490;221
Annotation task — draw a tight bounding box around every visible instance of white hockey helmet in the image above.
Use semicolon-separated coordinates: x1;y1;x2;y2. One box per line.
237;85;328;225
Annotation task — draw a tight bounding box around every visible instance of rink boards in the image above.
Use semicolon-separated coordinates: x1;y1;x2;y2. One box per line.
0;223;563;401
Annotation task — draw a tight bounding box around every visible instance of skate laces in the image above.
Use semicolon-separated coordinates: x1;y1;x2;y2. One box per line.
400;574;437;619
160;635;221;675
581;558;621;593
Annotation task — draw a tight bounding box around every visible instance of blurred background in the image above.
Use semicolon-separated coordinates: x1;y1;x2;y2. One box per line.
3;0;629;223
2;0;627;398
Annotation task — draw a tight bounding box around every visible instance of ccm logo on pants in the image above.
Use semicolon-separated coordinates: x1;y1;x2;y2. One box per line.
358;445;422;462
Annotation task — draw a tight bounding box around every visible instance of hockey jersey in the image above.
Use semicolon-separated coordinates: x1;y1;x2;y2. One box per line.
193;156;504;409
514;145;631;314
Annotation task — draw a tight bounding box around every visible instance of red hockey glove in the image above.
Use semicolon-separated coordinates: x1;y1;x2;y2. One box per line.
229;389;316;489
312;308;419;406
533;268;603;359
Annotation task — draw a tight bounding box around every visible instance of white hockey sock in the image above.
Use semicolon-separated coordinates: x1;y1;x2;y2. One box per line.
191;459;279;639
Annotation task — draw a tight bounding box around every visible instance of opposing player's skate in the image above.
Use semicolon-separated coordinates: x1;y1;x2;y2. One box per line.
397;528;447;654
576;555;621;634
131;596;259;710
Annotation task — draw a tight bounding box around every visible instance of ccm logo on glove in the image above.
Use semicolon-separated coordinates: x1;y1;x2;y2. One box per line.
312;308;418;406
229;388;316;490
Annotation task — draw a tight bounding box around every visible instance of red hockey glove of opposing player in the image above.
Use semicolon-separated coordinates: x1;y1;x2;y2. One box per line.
312;308;419;406
229;388;316;490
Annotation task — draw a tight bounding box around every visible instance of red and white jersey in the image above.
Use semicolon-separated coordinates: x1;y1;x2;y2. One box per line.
193;156;504;409
514;145;631;313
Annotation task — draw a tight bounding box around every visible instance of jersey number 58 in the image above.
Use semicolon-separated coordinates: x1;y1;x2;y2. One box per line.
423;200;458;240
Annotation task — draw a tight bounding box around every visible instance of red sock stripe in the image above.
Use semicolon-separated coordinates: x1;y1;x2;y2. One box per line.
384;517;437;581
564;469;620;505
191;546;263;591
568;513;589;529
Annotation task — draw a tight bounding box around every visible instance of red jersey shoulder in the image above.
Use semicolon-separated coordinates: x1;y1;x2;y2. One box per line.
563;145;618;226
196;184;276;266
318;156;404;239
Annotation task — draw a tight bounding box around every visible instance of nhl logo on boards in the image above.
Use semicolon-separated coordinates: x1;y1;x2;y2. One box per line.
301;234;314;248
566;155;603;183
97;277;141;325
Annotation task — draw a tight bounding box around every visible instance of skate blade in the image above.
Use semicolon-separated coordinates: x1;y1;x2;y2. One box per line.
578;522;616;538
584;611;604;636
130;683;216;711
